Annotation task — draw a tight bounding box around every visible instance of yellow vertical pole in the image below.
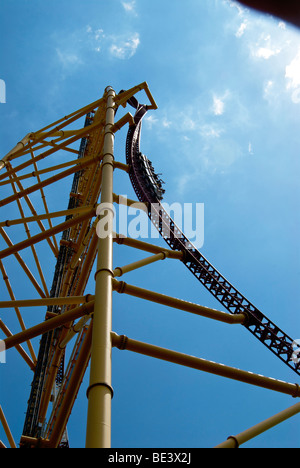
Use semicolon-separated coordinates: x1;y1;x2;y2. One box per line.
85;87;115;448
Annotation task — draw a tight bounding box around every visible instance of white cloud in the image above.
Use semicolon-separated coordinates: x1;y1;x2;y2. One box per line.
263;80;274;99
110;33;140;59
250;32;282;60
162;118;172;128
200;124;223;138
278;21;286;30
122;1;137;15
236;21;247;38
144;115;158;128
94;28;105;41
255;46;281;60
182;116;197;131
56;48;83;69
228;0;244;17
291;89;300;104
213;96;225;115
285;49;300;103
285;50;300;89
53;25;141;66
233;15;300;105
86;26;105;52
212;91;230;116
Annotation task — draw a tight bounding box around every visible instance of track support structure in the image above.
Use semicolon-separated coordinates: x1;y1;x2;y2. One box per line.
0;83;299;449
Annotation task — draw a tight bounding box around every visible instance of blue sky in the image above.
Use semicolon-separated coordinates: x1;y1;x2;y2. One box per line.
1;0;300;449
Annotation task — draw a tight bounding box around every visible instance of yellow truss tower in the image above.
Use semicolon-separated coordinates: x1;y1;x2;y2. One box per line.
0;83;299;449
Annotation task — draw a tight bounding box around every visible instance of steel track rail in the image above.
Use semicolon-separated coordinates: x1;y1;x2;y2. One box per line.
125;101;300;378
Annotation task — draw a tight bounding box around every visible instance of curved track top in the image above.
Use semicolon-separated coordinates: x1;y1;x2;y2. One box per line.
124;96;299;378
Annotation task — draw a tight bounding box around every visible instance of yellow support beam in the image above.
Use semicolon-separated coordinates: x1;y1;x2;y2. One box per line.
113;161;130;173
113;252;168;277
113;233;184;260
59;314;92;349
46;324;93;448
113;193;149;213
0;156;101;209
0;320;36;370
114;82;158;110
8;174;50;297
215;401;300;448
0;134;31;171
0;259;37;364
0;205;95;228
0;227;47;298
3;301;94;351
28;147;59;253
0;117;104;182
0;295;94;308
0;94;106;173
111;112;134;133
0;156;90;187
112;279;247;325
0;208;95;260
0;405;17;449
111;332;300;398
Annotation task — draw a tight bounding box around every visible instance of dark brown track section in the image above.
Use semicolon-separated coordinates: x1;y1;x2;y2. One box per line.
125;101;299;378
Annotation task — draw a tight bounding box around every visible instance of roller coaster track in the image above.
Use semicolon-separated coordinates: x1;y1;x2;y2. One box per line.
124;97;300;378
